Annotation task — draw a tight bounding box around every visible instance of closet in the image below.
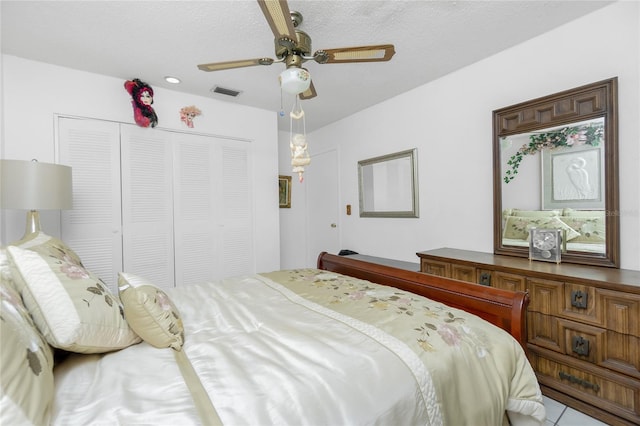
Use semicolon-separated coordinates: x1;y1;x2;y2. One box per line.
58;116;253;291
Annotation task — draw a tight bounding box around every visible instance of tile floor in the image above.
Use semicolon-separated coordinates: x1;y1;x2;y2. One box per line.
543;396;609;426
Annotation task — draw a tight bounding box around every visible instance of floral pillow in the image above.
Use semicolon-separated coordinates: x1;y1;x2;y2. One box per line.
13;232;83;267
6;245;141;353
503;216;580;241
118;273;184;351
1;273;55;425
561;216;606;243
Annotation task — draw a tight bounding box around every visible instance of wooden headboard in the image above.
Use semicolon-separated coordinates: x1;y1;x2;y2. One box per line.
317;252;529;349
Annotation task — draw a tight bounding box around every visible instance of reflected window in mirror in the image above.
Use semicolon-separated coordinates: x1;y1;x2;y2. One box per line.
493;78;619;267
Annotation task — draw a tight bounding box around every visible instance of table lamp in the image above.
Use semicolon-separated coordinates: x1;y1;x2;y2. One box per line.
0;159;72;240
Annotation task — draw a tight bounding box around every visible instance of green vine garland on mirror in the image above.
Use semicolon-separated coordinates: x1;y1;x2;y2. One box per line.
503;123;604;183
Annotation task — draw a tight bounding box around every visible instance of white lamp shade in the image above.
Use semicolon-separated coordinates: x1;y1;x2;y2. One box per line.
0;159;72;210
279;68;311;95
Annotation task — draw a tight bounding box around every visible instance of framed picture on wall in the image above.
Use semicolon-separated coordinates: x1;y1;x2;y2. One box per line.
279;175;291;208
542;144;605;210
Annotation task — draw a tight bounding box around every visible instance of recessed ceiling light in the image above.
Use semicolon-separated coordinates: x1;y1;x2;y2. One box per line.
164;76;181;84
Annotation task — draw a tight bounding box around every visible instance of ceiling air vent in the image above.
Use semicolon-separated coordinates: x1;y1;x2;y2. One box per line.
211;86;242;97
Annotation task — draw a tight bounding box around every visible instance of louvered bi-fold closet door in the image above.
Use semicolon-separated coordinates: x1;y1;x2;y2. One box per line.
58;117;123;291
220;141;254;278
173;136;254;284
120;124;175;291
59;117;254;291
172;133;221;286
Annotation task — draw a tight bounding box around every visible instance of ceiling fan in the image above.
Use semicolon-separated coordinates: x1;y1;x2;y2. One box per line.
197;0;395;100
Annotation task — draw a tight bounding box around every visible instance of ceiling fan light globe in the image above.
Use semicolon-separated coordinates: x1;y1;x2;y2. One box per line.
279;68;311;94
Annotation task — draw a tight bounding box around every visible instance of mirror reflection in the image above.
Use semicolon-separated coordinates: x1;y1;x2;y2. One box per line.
358;148;419;218
500;118;606;254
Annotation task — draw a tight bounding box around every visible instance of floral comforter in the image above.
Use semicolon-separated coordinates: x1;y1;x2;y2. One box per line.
53;268;545;425
262;269;546;425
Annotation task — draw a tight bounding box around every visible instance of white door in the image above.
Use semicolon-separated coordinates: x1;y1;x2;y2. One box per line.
59;117;123;291
120;124;175;290
305;149;340;267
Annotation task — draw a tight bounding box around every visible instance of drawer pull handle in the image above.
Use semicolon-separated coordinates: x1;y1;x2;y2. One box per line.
558;371;600;392
570;290;588;309
479;272;491;286
571;336;590;356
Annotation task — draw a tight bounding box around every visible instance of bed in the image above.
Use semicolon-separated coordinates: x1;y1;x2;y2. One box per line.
502;208;606;254
1;233;546;426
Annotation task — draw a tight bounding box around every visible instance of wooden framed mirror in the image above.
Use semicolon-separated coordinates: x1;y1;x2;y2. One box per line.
358;148;419;218
493;78;619;267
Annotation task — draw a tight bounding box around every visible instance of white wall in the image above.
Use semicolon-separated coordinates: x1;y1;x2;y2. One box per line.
282;2;640;271
0;55;281;273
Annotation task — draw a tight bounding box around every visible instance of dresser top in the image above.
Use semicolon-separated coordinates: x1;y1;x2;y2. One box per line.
417;248;640;291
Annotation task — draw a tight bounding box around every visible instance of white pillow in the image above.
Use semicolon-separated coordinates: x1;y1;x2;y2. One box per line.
7;246;141;353
118;273;184;350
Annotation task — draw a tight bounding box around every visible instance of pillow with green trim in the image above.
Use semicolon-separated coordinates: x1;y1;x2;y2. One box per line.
118;273;184;351
6;245;141;353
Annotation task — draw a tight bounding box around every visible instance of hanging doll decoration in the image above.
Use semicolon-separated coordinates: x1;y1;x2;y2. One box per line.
179;105;202;128
289;98;310;182
124;78;158;128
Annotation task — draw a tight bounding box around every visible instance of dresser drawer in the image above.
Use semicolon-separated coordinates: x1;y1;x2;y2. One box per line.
421;259;449;277
558;318;606;364
529;348;640;424
528;312;561;352
600;289;640;337
555;319;640;379
493;271;526;292
528;278;564;315
603;331;640;379
451;264;475;282
563;282;600;325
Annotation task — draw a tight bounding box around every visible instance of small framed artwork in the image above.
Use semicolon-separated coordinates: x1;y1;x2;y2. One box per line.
279;175;292;208
541;144;604;210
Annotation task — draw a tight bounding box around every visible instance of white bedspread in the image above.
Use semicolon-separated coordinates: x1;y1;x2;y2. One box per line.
54;274;432;425
53;271;545;425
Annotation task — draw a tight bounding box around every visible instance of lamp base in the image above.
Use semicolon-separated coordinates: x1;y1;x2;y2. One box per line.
22;210;42;239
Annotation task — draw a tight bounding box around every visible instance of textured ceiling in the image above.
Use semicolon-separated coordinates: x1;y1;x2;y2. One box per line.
1;1;613;132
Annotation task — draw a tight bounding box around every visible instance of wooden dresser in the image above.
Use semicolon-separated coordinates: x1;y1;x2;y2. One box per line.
417;248;640;426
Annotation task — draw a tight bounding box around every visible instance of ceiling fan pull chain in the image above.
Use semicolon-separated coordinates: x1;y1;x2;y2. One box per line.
279;88;285;117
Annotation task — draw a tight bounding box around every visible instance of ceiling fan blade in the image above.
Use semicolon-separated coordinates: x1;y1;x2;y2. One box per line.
197;58;274;72
257;0;297;42
299;79;317;100
316;44;396;64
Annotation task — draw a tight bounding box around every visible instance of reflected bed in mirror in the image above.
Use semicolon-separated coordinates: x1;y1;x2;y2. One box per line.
358;148;419;218
493;78;619;267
